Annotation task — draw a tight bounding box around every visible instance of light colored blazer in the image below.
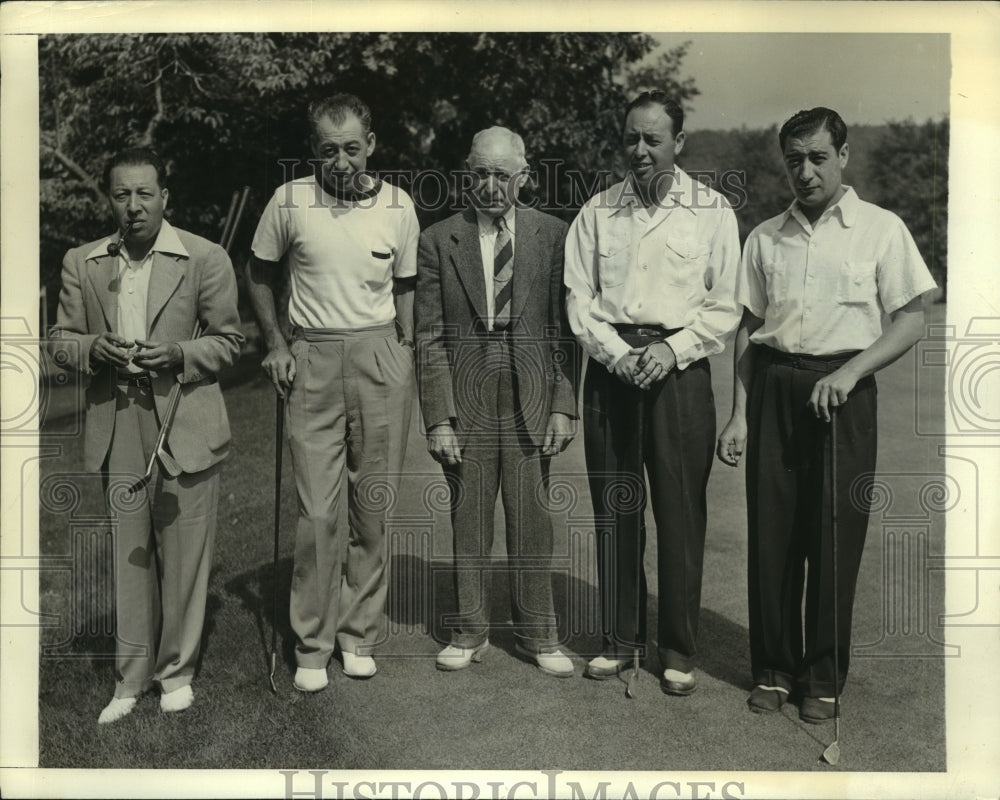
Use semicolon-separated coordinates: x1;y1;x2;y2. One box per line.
414;206;578;448
50;223;244;474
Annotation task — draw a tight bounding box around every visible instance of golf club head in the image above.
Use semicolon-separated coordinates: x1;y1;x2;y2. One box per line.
269;652;278;694
821;741;840;765
156;446;184;478
625;670;638;698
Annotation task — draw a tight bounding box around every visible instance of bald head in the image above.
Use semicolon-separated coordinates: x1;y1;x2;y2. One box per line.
468;126;528;168
467;126;529;218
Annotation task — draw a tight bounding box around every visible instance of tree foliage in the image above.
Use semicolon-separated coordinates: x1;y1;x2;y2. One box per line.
39;32;699;302
867;118;949;296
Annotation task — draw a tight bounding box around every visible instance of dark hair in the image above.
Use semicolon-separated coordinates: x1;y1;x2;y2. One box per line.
624;90;684;137
103;147;167;191
779;107;848;152
308;93;372;137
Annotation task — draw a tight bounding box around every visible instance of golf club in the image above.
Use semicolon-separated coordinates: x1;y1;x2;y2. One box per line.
221;187;252;253
126;319;199;496
125;185;251;496
269;394;285;693
625;382;646;699
821;405;842;766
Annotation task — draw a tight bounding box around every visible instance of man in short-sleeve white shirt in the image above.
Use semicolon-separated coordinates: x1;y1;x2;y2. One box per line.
717;107;936;723
247;93;418;690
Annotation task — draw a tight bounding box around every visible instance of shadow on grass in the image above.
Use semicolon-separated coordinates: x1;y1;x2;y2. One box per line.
223;557;296;673
383;552;751;687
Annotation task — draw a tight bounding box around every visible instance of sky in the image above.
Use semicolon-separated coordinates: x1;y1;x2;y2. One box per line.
650;33;950;131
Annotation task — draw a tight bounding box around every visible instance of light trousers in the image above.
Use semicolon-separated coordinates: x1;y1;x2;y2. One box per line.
286;325;413;667
105;382;219;698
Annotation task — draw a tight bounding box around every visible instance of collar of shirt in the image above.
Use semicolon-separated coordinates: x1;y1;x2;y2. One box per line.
86;218;190;261
782;185;859;232
609;167;699;218
476;206;516;238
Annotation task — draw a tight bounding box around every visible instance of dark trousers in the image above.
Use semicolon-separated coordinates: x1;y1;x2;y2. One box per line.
746;347;877;698
583;350;715;672
443;339;559;653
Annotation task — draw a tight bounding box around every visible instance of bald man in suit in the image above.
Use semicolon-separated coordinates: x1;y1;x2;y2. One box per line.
415;127;579;677
50;147;243;723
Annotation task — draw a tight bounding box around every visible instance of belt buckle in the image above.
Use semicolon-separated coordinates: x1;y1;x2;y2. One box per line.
134;373;152;390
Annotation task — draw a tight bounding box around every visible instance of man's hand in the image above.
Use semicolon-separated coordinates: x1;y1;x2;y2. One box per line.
808;365;859;422
541;412;575;456
132;339;184;372
634;341;676;389
427;422;462;465
716;415;748;467
89;332;134;368
262;343;297;398
612;350;644;386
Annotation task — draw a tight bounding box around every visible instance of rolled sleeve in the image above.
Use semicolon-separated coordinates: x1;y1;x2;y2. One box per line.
736;231;769;320
876;215;938;314
393;200;419;279
250;188;290;263
564;203;630;371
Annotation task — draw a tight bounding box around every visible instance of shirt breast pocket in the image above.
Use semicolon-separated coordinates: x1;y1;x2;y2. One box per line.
598;236;629;288
664;235;708;286
838;260;877;304
762;259;788;305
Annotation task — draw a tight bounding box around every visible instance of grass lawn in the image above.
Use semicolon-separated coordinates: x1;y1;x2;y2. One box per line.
36;306;947;773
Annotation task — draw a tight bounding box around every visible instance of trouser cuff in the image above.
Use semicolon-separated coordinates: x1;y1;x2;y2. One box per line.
754;669;795;694
659;649;695;673
159;675;193;694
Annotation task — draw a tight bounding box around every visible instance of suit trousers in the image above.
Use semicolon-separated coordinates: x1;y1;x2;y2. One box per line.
583;351;715;672
286;325;413;667
442;338;559;652
745;347;876;698
105;381;219;698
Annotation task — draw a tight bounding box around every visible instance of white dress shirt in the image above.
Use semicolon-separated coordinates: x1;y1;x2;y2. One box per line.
738;186;937;355
85;220;191;375
564;168;742;371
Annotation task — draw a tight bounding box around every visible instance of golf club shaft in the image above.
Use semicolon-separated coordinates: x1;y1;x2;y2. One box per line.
831;407;840;721
631;385;646;689
269;395;285;687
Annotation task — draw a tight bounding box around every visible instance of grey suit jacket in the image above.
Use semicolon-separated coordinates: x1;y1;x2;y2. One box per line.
50;224;244;474
414;206;578;447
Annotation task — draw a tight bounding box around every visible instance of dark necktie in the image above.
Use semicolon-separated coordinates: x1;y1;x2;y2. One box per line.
493;217;513;330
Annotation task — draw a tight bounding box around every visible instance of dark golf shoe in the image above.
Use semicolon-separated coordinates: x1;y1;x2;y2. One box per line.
747;685;788;713
799;696;836;724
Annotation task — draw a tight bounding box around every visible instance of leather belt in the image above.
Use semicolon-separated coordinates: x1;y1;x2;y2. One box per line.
763;346;860;374
613;324;683;338
116;372;153;388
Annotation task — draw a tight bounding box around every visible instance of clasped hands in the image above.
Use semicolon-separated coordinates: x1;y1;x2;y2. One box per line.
90;332;183;371
613;341;676;389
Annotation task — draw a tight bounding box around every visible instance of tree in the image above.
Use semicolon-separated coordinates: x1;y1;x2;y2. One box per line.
867;118;949;298
39;32;699;312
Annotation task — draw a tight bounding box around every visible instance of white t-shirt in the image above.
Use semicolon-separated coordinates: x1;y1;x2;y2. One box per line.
251;177;419;329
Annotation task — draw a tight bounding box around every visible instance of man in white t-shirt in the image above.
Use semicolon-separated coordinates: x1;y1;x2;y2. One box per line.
247;93;419;690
